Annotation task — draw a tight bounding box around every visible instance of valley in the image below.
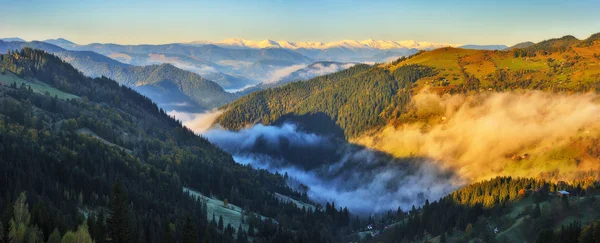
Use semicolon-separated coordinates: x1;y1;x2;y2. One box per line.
2;1;600;242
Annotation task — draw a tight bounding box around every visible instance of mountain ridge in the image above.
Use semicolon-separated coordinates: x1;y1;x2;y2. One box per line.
188;38;462;50
0;40;236;111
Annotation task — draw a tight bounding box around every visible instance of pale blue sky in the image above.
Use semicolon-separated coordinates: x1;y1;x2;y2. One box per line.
1;0;599;45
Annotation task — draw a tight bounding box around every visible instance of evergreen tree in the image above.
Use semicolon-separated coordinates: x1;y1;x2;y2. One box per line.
94;211;106;243
73;223;94;243
47;228;61;243
61;231;76;243
182;217;197;243
8;192;31;243
106;182;132;243
217;216;224;231
160;220;173;243
202;226;212;243
440;232;447;243
236;225;247;243
86;214;96;241
532;203;541;218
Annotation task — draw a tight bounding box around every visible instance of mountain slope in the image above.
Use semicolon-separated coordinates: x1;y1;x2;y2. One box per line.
0;48;351;243
385;33;600;93
218;32;600;138
216;63;436;137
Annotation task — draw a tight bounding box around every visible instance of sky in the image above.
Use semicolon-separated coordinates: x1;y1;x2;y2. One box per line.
1;0;599;46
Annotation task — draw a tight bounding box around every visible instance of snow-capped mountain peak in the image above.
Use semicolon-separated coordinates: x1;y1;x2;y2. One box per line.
188;38;460;50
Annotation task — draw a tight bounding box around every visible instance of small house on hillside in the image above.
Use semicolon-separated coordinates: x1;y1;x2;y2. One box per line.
557;190;570;197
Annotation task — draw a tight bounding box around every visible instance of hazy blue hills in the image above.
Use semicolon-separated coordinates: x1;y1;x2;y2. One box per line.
1;40;236;112
0;37;26;42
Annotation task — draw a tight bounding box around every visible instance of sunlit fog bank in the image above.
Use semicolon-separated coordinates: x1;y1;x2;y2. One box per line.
355;89;600;182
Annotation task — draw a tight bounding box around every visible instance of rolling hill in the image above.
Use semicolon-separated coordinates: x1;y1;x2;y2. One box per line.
506;41;535;50
0;40;237;112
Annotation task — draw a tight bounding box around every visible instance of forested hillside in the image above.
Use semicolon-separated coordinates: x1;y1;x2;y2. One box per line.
217;64;435;137
217;32;600;138
0;48;353;243
365;176;600;243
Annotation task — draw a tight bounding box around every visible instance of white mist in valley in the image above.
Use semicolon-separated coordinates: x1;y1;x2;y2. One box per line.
203;123;463;214
168;89;600;215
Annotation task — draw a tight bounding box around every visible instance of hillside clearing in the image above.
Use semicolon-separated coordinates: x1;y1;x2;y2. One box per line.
0;71;79;99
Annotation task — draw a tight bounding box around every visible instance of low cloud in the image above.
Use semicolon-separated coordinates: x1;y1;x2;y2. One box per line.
224;84;257;93
203;123;462;214
147;54;219;75
267;63;357;84
265;64;307;83
298;63;356;79
168;109;224;133
355;89;600;182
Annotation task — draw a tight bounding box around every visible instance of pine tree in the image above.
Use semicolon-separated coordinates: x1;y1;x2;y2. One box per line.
202;225;212;243
160;220;173;243
236;224;247;243
87;214;96;241
9;192;31;243
440;232;447;243
47;228;61;243
106;181;132;243
0;222;4;243
532;203;541;218
218;215;224;231
95;211;106;243
182;217;197;243
61;231;76;243
247;223;254;237
73;222;94;243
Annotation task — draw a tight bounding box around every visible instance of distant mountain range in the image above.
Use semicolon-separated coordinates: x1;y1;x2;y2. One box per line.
42;39;317;86
3;38;509;90
188;38;460;50
0;37;26;42
0;40;236;112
